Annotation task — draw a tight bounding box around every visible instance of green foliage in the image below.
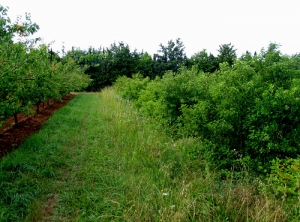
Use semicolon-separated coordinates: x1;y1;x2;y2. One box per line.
153;38;187;76
70;39;190;90
69;43;141;91
71;39;189;91
0;6;40;120
190;49;218;73
245;80;300;170
136;67;206;129
114;43;300;173
135;52;155;78
0;5;90;125
217;43;237;67
114;73;150;101
268;158;300;197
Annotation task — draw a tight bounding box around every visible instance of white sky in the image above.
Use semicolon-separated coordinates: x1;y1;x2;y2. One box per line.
2;0;300;57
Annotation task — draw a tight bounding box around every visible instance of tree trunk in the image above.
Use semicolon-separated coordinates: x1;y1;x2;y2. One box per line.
36;101;41;114
13;113;18;125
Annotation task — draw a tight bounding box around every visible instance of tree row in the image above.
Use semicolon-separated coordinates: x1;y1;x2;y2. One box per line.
0;6;90;127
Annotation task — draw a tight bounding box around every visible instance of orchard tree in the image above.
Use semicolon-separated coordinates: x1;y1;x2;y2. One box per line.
0;5;90;126
0;5;40;122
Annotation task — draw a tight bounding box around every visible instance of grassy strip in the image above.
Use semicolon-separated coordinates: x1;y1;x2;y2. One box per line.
0;88;299;221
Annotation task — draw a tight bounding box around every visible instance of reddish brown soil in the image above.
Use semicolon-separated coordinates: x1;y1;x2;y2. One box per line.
0;94;76;158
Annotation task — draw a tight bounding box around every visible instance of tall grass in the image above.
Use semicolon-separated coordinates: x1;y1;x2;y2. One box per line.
0;88;299;221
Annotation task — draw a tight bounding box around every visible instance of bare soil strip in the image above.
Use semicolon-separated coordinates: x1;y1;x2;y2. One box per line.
0;94;75;158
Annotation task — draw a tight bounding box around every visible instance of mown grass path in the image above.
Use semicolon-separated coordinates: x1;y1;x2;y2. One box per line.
0;89;199;221
0;88;295;221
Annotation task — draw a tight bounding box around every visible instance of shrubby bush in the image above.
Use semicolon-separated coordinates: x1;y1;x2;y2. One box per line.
114;73;150;101
268;158;300;198
114;44;300;173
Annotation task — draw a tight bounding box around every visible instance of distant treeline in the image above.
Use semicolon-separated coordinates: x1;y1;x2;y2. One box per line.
66;39;245;91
